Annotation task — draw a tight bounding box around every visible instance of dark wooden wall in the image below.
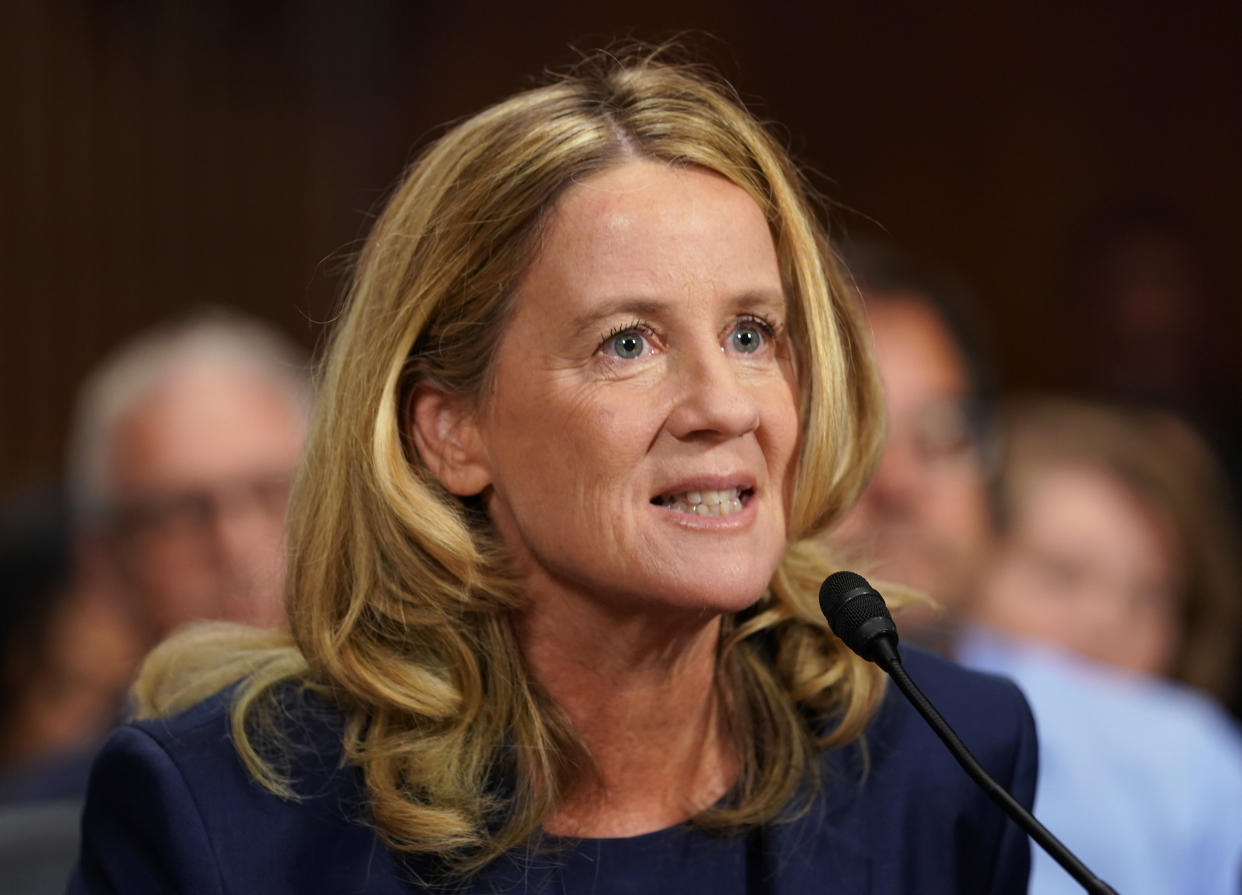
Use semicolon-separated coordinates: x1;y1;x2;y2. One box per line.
4;1;1240;493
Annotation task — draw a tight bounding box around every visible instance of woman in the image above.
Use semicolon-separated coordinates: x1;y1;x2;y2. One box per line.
962;397;1242;895
70;49;1036;893
975;397;1242;705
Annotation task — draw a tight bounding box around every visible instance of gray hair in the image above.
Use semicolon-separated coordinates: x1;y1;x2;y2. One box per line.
67;308;313;523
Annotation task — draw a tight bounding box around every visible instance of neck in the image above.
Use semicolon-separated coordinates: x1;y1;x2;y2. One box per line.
518;590;738;838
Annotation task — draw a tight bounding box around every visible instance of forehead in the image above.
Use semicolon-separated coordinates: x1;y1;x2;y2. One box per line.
1011;463;1181;569
522;160;784;310
108;365;305;493
865;296;969;407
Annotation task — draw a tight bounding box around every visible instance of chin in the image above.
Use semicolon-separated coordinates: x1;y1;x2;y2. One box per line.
645;572;774;617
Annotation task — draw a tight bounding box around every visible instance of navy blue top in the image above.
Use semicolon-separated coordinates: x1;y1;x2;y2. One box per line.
453;823;760;894
69;647;1037;894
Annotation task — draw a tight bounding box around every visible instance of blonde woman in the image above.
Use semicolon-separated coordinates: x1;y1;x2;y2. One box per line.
70;49;1036;894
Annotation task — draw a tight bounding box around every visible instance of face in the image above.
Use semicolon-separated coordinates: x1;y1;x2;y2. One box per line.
103;364;306;641
454;161;800;620
975;464;1182;676
829;297;992;623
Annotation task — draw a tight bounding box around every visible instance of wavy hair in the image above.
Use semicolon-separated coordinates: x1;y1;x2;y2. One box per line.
135;47;888;878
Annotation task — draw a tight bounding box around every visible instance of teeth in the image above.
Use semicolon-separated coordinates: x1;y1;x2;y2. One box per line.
656;487;746;517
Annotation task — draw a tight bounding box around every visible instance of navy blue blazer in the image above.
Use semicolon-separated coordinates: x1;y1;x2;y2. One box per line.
69;648;1037;894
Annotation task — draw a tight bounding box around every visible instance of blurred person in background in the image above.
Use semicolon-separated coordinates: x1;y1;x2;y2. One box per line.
828;242;997;654
1063;198;1242;714
0;488;138;802
0;311;312;893
68;310;312;650
975;398;1242;707
0;487;140;895
827;241;1242;895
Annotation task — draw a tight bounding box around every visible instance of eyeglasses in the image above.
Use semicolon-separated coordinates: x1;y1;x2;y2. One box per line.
106;474;294;548
887;397;992;470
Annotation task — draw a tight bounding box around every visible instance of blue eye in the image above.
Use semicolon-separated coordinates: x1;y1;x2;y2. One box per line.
731;323;763;354
612;332;646;359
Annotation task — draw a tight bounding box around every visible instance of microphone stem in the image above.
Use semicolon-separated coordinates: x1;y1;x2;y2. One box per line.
876;645;1119;895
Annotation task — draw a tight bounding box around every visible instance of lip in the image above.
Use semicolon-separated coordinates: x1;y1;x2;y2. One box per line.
651;474;757;499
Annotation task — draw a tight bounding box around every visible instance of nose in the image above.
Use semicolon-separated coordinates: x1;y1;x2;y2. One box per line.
665;342;762;442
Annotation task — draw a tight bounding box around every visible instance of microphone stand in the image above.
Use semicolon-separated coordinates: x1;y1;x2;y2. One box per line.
870;637;1120;895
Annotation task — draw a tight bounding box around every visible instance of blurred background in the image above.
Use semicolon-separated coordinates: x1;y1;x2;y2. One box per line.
4;0;1241;494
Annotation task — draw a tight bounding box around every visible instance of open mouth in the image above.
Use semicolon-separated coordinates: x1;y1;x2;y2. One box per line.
651;487;752;518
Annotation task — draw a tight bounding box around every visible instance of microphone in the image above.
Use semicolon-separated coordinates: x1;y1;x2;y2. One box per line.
819;571;1119;895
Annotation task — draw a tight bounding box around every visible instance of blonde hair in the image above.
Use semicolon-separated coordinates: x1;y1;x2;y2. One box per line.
994;397;1242;702
136;48;887;878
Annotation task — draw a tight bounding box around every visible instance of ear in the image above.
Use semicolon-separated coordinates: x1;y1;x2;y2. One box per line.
406;383;492;496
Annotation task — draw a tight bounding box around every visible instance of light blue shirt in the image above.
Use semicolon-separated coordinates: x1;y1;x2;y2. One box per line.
957;628;1242;895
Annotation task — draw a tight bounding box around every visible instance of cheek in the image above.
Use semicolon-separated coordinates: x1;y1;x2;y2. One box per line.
762;385;802;511
552;395;645;477
984;555;1059;632
1126;599;1180;673
485;384;653;522
930;466;991;530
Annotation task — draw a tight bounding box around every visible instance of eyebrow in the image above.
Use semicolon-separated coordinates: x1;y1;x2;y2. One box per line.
569;299;669;339
731;290;788;317
569;290;788;338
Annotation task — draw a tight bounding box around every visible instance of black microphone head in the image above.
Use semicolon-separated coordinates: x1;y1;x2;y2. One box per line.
819;571;899;663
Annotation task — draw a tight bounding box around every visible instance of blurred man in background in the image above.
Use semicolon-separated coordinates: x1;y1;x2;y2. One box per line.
0;309;312;892
829;243;997;654
827;243;1242;895
68;310;311;649
4;308;311;797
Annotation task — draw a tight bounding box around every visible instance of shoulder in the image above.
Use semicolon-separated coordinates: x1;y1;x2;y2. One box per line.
128;682;348;789
959;629;1242;893
882;645;1037;762
71;685;408;894
791;647;1037;895
111;684;354;824
864;646;1037;806
960;628;1242;774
